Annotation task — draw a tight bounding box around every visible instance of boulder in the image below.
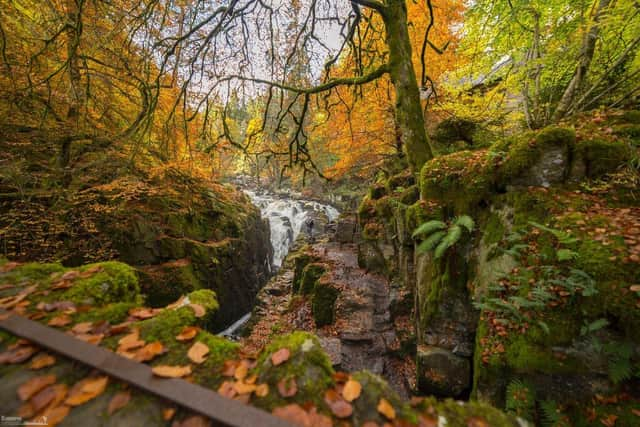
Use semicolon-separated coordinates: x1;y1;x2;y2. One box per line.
417;345;471;397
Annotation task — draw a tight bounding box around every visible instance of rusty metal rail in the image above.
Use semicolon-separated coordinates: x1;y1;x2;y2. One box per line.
0;310;293;427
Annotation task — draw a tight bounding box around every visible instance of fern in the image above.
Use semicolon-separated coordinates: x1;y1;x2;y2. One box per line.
412;220;447;238
540;400;562;427
506;379;535;420
417;230;447;254
604;341;634;384
454;215;475;233
556;248;578;262
434;225;462;258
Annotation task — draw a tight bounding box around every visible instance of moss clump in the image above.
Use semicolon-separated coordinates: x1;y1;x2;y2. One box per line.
58;261;141;306
399;185;419;205
357;197;377;223
416;396;520;427
350;371;414;425
492;126;575;182
311;280;339;327
254;332;334;410
433;117;477;145
405;200;443;234
621;110;640;124
387;170;416;191
419;150;495;213
298;263;326;295
368;183;387;200
576;138;632;178
503;336;583;374
290;250;316;294
362;222;384;241
75;302;138;324
373;196;395;219
484;211;506;246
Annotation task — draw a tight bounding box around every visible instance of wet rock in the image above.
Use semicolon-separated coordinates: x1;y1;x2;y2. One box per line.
417;345;471;397
334;217;357;243
319;337;342;366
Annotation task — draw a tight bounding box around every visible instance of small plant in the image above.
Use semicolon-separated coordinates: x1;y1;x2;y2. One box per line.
412;215;475;258
506;379;535;420
528;221;579;262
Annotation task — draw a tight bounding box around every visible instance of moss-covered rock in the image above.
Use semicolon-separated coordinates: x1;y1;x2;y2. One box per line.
311;279;339;327
298;263;326;295
254;332;334;410
576;138;632;178
357;197;377;223
387;170;416;191
368;183;387;200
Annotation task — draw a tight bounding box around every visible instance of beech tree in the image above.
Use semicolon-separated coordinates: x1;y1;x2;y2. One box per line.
144;0;445;172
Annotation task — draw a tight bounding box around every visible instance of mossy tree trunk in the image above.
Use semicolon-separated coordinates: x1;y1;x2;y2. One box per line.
383;0;433;171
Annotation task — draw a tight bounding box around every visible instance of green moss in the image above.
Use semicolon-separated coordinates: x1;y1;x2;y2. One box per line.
492;126;575;182
75;302;138;324
254;332;334;411
368;183;387;200
433;117;477;145
503;336;583;374
350;371;414;425
484;211;506;246
419;150;495;213
373;196;395;219
405;200;443;234
416;396;519;427
2;262;65;287
291;252;315;293
621;110;640;124
576;138;632;178
298;263;326;295
387;171;416;191
311;281;339;327
399;185;419;205
362;222;384;241
358;197;377;223
59;261;141;306
613;124;640;140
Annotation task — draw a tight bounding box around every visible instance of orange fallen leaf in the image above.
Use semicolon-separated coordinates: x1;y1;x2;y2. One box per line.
377;398;396;420
0;345;37;364
117;328;145;352
129;307;156;320
75;333;104;345
60;270;80;281
166;295;186;310
271;348;291;366
325;389;352;418
30;354;56;370
31;384;67;413
273;404;311;426
65;376;109;406
48;314;72;327
162;407;176;420
108;390;131;415
134;341;165;362
342;379;362;402
187;342;209;364
217;380;236;398
234;381;257;395
17;375;57;401
234;361;249;380
308;407;333;427
277;377;297;398
176;326;199;342
255;383;269;397
221;359;239;376
179;415;211;427
151;365;192;378
40;404;70;426
71;322;94;334
189;303;206;318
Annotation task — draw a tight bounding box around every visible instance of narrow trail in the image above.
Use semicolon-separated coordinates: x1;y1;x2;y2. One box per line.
243;240;413;398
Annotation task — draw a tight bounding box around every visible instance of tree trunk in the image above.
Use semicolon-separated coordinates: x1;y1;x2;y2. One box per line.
553;0;612;122
383;0;433;171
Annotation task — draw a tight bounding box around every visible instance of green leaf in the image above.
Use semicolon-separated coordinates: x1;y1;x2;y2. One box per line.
416;230;447;254
412;220;447;238
434;225;462;258
556;248;578;261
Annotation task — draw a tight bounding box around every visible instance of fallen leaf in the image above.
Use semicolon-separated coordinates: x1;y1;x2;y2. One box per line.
187;342;209;364
308;407;333;427
342;379;362;402
18;375;57;401
179;415;211;427
108;390;131;415
273;404;310;426
40;404;70;426
325;389;352;418
61;270;80;281
162;407;176;420
234;381;257;395
217;380;236;398
189;303;206;318
600;414;618;427
277;377;297;398
71;322;94;334
166;295;186;310
48;314;72;327
377;398;396;420
117;328;145;352
151;365;192;378
65;376;109;406
234;361;248;380
75;333;104;345
30;354;56;370
129;307;156;320
271;348;291;366
221;359;238;376
466;416;489;427
31;384;67;413
0;345;37;364
134;341;165;362
176;326;199;342
255;383;269;397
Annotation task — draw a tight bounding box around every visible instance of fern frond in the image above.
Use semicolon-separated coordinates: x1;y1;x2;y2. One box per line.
454;215;475;233
540;400;562;427
412;220;447;238
416;230;447;254
434;225;462;258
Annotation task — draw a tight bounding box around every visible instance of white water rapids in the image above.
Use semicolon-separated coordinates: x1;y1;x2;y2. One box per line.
218;189;339;338
244;190;340;268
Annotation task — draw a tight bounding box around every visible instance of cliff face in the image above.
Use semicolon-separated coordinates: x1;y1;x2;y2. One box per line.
0;127;272;330
357;110;640;422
